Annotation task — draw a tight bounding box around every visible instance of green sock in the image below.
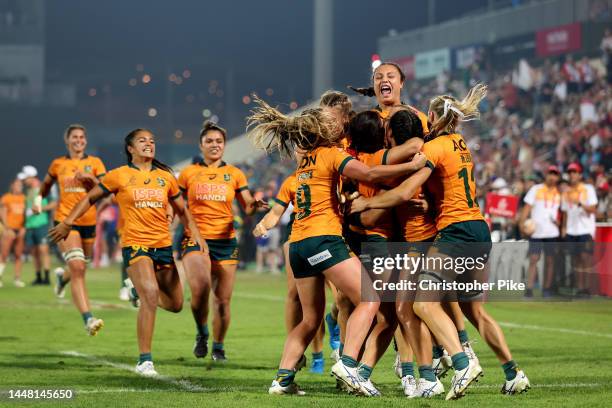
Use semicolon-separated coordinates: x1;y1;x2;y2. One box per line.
339;343;344;355
212;342;223;351
81;311;93;324
312;351;323;360
341;355;358;368
196;322;209;337
432;345;444;359
502;360;518;380
458;329;469;344
138;352;152;364
418;365;436;382
358;364;373;380
401;362;414;377
276;369;295;386
451;352;469;371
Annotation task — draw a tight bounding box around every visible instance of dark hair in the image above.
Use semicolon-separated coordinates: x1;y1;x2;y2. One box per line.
124;129;173;174
348;62;407;99
200;121;227;144
373;62;406;83
389;109;424;145
348;111;385;154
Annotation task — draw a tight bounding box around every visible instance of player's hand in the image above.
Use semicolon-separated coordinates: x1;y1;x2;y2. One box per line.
410;152;427;169
48;221;71;243
195;235;209;255
254;199;269;211
75;171;97;190
32;195;43;214
407;194;428;212
253;222;268;238
349;196;369;214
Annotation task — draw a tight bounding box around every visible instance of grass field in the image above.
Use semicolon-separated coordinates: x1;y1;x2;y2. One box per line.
1;262;611;407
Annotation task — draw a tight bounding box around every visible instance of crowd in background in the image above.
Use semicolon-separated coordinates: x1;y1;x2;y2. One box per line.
1;33;611;278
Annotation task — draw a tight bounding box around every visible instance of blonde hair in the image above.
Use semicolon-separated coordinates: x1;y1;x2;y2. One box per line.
429;83;487;137
63;123;86;141
319;90;352;117
247;96;341;157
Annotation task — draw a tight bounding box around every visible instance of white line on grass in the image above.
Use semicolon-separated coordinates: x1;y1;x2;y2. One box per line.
60;351;204;392
498;321;612;339
233;292;612;339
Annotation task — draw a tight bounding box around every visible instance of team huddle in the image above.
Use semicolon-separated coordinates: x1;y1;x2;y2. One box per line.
3;62;530;401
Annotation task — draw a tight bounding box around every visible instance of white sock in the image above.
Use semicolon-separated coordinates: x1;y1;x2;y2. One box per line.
0;262;5;276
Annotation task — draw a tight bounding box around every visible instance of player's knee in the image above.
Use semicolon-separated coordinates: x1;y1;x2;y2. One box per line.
168;298;183;313
412;301;432;319
287;287;299;303
139;284;159;307
214;297;231;313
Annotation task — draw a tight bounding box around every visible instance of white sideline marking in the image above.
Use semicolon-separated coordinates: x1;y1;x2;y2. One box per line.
498;322;612;339
66;383;602;395
472;383;600;389
89;293;612;340
60;351;205;392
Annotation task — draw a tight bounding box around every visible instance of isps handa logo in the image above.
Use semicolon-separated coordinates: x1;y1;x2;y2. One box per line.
132;188;164;208
194;183;228;202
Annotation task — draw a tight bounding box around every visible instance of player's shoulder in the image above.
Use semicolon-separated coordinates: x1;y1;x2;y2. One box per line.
180;163;200;176
86;154;104;164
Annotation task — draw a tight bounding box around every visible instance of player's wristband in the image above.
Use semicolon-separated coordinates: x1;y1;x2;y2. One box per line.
346;212;365;229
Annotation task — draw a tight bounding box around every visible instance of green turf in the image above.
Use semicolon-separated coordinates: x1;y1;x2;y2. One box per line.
0;262;611;407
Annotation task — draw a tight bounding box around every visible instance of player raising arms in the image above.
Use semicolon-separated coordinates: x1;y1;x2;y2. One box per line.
50;128;205;376
351;84;530;399
247;97;425;395
179;121;266;362
35;124;106;335
0;178;26;288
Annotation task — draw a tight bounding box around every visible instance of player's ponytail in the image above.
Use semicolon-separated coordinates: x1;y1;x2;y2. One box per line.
429;83;487;137
247;96;341;157
124;129;174;174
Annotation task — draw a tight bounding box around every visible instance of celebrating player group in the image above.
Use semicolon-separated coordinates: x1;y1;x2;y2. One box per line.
32;61;530;401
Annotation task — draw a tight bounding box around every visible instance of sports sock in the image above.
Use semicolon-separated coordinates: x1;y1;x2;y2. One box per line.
81;311;93;324
358;363;373;380
401;362;415;377
418;365;436;382
432;345;444;359
212;341;224;351
340;355;358;368
196;322;209;338
138;352;152;364
502;360;518;381
35;271;42;281
451;352;469;371
458;329;469;344
0;262;5;275
121;265;128;286
276;369;295;386
44;270;50;281
312;351;323;360
339;343;344;355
